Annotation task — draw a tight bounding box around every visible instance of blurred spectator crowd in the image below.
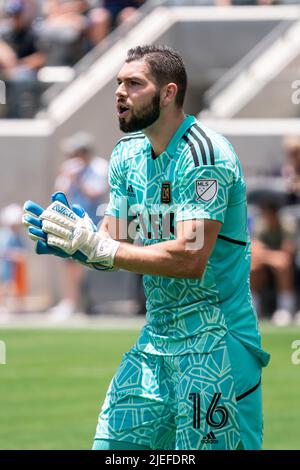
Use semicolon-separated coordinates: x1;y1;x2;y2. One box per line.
0;0;146;118
249;135;300;326
0;0;299;118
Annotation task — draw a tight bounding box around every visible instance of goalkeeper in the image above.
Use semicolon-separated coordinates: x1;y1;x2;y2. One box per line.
23;45;270;450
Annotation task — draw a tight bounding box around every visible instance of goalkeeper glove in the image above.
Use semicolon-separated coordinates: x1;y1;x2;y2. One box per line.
23;192;118;270
40;193;120;268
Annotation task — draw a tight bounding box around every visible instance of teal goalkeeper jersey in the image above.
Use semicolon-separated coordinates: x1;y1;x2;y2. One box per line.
105;115;270;365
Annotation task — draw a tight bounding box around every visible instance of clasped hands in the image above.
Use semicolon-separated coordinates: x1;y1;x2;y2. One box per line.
22;192;120;271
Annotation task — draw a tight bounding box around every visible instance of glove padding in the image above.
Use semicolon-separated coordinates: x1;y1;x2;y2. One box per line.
23;192;118;270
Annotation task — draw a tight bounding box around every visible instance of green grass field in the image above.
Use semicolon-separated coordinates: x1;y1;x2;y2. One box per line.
0;325;299;450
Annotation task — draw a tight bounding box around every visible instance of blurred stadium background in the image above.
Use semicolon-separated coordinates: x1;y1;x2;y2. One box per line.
0;0;300;450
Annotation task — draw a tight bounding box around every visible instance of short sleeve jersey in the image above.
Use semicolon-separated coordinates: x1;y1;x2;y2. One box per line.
105;115;270;365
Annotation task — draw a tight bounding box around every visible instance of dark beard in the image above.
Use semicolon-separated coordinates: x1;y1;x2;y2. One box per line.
119;91;161;133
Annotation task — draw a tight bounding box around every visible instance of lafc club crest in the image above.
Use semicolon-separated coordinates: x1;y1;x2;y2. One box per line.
196;179;218;202
161;182;171;203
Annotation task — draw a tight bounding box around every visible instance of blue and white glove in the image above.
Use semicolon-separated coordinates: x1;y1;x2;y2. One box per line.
40;195;120;268
23;192;89;263
23;192;119;271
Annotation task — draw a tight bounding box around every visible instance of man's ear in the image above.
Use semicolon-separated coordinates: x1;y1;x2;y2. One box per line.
161;83;178;106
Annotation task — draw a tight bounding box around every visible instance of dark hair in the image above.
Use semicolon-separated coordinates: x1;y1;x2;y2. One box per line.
126;45;187;108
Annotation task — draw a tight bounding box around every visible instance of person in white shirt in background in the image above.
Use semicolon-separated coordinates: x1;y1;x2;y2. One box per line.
0;203;27;321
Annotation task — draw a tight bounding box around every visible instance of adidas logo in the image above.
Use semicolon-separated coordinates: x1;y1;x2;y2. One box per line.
201;431;218;445
127;184;135;197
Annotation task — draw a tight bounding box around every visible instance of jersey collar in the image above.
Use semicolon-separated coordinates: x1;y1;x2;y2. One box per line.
150;114;197;159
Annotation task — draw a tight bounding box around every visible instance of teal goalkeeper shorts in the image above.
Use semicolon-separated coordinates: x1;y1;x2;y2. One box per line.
93;332;263;450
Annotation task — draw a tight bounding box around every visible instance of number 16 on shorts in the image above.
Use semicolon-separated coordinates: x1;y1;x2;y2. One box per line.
188;392;229;429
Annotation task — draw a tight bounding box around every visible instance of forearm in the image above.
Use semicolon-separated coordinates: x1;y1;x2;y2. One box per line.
20;52;46;70
114;240;202;278
104;217;220;278
0;41;16;68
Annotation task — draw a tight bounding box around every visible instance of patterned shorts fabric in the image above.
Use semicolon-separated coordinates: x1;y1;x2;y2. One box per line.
94;332;263;450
